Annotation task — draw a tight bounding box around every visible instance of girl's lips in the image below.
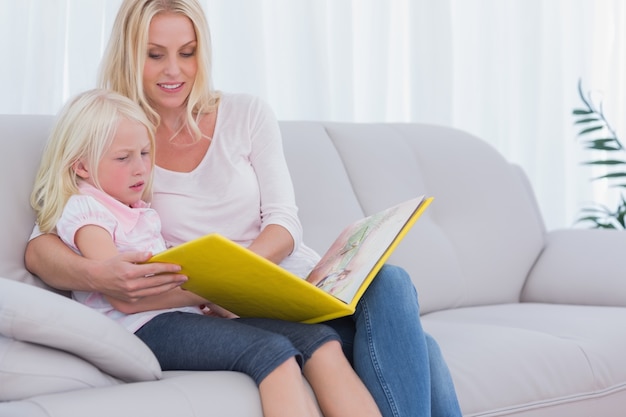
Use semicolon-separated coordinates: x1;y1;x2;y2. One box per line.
130;181;144;191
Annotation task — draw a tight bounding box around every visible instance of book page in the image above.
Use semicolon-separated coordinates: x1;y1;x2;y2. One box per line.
306;197;422;303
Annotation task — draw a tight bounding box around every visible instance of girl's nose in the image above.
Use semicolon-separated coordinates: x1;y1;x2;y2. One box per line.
133;158;148;175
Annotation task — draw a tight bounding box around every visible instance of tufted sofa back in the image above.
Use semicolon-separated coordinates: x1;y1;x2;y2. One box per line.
280;121;546;314
0;116;546;315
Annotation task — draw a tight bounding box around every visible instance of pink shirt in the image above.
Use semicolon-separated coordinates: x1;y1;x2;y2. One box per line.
56;182;201;332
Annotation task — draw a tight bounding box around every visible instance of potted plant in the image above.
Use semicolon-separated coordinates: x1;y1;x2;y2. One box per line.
572;79;626;229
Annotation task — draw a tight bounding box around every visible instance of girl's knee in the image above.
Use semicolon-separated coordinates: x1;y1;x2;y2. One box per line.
303;339;346;373
298;324;342;362
249;334;302;385
315;339;343;355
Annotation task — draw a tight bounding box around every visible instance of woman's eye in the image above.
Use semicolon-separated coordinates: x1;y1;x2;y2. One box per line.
148;53;163;59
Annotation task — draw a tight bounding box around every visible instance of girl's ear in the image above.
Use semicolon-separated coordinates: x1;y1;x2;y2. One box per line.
72;160;90;179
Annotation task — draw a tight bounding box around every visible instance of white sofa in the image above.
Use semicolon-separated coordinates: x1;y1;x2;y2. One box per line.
2;115;626;417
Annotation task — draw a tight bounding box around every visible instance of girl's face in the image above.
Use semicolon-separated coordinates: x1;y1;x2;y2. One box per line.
143;12;198;112
76;118;152;206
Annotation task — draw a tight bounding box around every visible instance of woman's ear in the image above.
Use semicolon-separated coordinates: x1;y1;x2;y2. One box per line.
72;160;90;180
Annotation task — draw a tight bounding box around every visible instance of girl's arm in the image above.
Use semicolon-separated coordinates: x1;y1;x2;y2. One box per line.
25;231;188;304
73;224;208;314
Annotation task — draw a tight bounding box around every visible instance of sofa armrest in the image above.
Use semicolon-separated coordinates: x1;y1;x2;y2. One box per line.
521;229;626;306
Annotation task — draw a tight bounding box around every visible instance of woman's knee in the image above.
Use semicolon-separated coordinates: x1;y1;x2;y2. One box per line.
352;264;422;321
425;332;447;365
368;264;418;303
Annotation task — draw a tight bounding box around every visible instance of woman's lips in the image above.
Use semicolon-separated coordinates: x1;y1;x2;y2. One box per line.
157;82;184;92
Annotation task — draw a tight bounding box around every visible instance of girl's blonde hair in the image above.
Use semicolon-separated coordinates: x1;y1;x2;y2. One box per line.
30;89;156;233
98;0;220;141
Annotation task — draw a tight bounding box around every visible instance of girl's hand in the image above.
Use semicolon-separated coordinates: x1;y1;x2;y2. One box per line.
199;302;239;319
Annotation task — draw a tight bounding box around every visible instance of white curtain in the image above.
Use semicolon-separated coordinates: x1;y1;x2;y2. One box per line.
2;0;626;230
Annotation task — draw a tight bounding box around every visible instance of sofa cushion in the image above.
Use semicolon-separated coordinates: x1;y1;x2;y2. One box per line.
522;229;626;307
281;122;546;314
0;335;120;401
423;303;626;416
0;278;161;383
0;115;60;292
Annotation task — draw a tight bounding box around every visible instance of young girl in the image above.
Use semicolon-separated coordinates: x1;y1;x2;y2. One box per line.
30;88;382;417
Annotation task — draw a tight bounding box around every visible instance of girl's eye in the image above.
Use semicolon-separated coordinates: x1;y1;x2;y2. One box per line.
116;156;128;161
141;151;150;156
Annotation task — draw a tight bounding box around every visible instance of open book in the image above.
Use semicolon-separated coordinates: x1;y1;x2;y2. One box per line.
147;196;432;323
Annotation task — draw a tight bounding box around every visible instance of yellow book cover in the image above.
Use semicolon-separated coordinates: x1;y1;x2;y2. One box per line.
147;196;432;323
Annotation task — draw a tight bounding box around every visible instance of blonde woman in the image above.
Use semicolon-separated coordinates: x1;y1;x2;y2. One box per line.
26;1;462;416
31;89;380;417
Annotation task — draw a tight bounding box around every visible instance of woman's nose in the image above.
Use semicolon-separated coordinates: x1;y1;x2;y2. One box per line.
164;57;181;76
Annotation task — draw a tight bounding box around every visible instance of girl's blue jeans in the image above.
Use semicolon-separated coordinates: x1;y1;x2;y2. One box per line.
324;264;463;417
135;312;340;385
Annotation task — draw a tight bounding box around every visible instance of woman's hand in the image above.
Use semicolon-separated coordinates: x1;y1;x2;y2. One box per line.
25;233;187;302
88;250;188;303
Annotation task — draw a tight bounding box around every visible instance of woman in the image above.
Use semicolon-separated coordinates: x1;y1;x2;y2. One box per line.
25;1;462;416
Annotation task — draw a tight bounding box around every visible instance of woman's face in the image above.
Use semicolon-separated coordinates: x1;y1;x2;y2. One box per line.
143;12;198;112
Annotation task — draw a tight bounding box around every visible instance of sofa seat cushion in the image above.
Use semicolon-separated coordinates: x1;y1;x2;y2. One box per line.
423;303;626;416
0;278;161;390
11;371;265;417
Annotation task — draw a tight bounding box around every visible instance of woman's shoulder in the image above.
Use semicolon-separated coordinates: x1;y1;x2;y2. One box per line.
219;92;272;114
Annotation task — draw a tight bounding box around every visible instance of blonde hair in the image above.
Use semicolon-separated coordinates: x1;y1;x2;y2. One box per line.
31;89;156;233
98;0;220;141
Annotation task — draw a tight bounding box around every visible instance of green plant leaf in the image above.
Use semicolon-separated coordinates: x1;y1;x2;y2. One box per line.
583;138;620;151
573;79;626;229
595;172;626;179
574;117;600;124
587;137;619;142
579;125;604;135
582;159;626;165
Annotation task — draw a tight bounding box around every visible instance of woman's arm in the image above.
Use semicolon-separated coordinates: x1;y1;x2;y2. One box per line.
25;232;188;302
247;98;302;264
247;224;294;264
71;224;206;314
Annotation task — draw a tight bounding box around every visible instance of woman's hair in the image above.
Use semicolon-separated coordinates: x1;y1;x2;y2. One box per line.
30;89;156;233
98;0;220;141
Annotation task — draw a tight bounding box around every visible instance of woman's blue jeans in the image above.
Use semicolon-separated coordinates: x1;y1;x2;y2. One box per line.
324;264;462;417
